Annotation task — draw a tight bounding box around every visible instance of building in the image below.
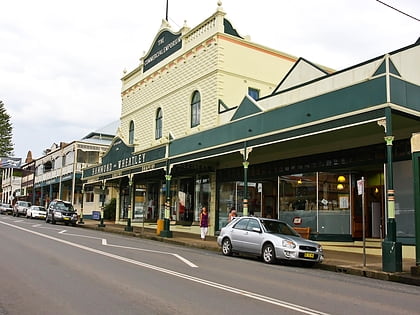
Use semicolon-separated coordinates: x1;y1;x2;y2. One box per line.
82;4;419;257
0;157;22;204
82;4;329;232
32;121;118;216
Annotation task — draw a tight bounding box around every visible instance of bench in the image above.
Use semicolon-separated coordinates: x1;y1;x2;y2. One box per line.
293;227;311;239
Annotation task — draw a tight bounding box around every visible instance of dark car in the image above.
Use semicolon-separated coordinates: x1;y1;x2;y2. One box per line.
217;217;324;265
46;199;77;226
0;203;13;215
13;201;32;217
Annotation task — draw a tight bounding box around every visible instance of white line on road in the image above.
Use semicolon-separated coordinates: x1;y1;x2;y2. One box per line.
0;219;329;315
63;232;198;267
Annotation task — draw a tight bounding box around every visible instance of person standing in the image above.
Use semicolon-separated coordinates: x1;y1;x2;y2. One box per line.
228;207;237;222
199;206;209;240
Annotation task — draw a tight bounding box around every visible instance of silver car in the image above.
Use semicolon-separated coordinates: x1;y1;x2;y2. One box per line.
217;217;324;265
26;205;47;219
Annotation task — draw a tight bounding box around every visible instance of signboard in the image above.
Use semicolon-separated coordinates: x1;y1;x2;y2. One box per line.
293;217;302;225
82;137;166;178
0;157;21;168
357;178;365;195
143;30;182;72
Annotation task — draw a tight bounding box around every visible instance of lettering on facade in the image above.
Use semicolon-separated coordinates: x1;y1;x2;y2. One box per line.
143;31;182;72
91;153;147;176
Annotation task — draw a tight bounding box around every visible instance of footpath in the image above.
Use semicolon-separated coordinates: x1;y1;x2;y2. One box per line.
78;219;420;286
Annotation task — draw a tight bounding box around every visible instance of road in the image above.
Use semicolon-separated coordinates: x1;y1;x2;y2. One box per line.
1;215;419;315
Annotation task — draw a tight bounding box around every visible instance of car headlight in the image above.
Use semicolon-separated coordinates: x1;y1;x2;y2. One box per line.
282;240;296;249
54;211;63;217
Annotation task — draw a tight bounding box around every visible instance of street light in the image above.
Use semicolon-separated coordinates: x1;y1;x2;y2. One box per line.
125;175;133;232
78;185;85;224
98;181;106;227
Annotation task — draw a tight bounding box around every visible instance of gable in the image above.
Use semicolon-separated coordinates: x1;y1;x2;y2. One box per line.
231;96;262;121
273;57;329;94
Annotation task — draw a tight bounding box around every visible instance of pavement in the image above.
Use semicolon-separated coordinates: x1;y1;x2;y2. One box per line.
78;219;420;286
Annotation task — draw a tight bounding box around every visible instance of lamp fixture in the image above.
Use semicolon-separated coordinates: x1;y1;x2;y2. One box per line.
337;175;346;183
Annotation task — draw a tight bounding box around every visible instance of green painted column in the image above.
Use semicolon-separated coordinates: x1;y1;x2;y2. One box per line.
411;133;420;273
160;173;173;238
382;108;402;272
125;175;133;232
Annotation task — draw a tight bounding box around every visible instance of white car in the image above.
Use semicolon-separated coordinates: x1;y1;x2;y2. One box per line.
26;205;47;219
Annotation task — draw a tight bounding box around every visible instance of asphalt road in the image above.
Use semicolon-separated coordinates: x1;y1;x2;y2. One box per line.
1;215;419;315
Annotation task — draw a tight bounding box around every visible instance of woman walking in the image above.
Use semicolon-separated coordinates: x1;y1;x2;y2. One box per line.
199;206;209;240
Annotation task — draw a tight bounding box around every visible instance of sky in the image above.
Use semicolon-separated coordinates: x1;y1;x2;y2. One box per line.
1;0;419;160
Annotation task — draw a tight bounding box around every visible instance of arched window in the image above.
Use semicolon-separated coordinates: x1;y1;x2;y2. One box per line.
129;120;135;144
191;91;201;127
155;108;162;139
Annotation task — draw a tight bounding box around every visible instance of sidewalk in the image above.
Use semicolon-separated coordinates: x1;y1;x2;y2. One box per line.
78;219;420;286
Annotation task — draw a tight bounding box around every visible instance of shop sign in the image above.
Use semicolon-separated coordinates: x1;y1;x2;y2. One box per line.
293;217;302;225
83;138;166;178
143;30;182;72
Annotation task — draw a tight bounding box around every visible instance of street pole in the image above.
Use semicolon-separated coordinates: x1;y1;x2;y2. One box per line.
410;133;420;275
382;107;402;272
78;184;84;224
125;175;133;232
98;180;106;228
241;142;252;216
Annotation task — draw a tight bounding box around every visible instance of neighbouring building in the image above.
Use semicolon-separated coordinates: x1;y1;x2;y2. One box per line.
32;121;118;216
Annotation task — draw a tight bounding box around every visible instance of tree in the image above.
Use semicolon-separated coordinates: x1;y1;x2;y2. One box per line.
0;100;14;156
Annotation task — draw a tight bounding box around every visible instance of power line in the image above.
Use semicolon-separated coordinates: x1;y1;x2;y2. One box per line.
376;0;420;22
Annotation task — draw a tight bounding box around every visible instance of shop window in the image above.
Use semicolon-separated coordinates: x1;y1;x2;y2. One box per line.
129;120;135;144
248;87;260;100
191;91;201;127
195;176;211;221
155;108;162;139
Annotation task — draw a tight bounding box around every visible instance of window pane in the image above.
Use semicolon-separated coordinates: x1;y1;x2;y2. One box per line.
191;91;200;127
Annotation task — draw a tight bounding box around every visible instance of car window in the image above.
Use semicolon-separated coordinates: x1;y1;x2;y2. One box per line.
247;219;261;232
261;220;299;236
232;218;249;230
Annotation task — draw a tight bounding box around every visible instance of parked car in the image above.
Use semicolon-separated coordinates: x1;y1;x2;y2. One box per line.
26;205;47;219
0;203;13;215
46;199;77;226
217;217;324;265
13;201;32;217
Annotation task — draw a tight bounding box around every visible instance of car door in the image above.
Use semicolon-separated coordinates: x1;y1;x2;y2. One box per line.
241;218;264;254
229;218;250;252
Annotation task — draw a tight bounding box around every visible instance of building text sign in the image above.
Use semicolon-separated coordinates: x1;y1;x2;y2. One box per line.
143;30;182;72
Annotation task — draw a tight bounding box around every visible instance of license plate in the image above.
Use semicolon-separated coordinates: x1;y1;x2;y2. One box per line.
64;217;70;220
304;252;315;259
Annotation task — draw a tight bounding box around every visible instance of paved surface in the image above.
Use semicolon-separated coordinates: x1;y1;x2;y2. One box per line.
78;219;420;286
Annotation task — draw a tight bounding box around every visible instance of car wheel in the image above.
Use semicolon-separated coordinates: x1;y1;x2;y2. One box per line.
221;238;233;256
262;243;276;264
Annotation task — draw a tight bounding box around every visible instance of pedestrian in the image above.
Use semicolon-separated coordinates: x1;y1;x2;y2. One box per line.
199;206;209;240
228;207;237;222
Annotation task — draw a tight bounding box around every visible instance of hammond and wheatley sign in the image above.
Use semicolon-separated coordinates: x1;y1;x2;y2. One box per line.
83;138;166;178
143;30;182;72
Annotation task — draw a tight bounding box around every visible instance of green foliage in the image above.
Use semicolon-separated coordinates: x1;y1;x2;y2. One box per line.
0;101;14;156
103;198;116;220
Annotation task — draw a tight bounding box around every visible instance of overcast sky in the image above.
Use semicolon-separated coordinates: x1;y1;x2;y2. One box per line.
1;0;419;160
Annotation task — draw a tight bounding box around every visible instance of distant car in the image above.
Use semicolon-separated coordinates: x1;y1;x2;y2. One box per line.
0;203;13;215
217;217;324;265
46;199;77;226
13;201;32;217
26;205;47;219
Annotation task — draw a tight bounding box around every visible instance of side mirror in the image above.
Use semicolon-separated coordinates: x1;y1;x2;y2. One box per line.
252;227;262;233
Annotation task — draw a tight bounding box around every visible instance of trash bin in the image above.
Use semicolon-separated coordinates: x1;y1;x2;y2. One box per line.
156;219;164;235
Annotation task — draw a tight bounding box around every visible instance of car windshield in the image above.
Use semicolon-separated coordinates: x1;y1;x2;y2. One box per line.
55;202;74;211
261;220;300;236
35;206;46;211
22;202;31;207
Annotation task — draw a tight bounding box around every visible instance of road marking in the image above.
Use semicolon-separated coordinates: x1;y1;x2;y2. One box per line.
0;219;329;315
63;232;198;268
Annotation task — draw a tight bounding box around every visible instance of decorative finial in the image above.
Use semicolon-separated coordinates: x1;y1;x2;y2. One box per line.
217;1;223;11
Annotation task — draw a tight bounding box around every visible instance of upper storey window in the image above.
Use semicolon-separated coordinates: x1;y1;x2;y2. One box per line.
155;108;162;139
191;91;201;127
248;87;260;100
129;120;135;144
